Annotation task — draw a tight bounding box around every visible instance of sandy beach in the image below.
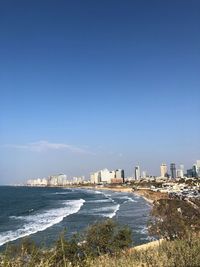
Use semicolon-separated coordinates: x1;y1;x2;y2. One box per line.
82;185;155;204
83;185;133;192
133;191;154;204
98;186;155;204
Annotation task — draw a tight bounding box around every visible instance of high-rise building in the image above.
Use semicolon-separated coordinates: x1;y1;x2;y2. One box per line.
197;160;200;177
170;163;176;179
192;164;198;178
187;161;200;178
90;171;101;184
176;164;184;178
115;169;125;182
141;171;147;179
134;166;140;180
197;160;200;168
180;164;184;175
187;168;193;178
176;169;183;178
90;168;125;184
109;171;116;180
160;163;168;178
100;169;112;183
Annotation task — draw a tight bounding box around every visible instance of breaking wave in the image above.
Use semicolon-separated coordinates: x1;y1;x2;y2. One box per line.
93;204;120;218
88;198;114;203
0;199;85;247
118;196;137;202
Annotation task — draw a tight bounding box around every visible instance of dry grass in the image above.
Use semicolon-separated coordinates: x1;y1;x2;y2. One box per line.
1;236;200;267
88;237;200;267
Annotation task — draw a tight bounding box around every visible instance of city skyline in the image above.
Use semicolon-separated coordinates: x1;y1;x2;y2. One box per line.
18;159;200;185
1;1;200;184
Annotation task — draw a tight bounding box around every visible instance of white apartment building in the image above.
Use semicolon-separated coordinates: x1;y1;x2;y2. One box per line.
141;171;147;179
90;171;101;184
176;169;184;178
160;163;167;178
135;166;140;180
115;169;124;179
100;169;112;183
90;168;125;184
197;160;200;177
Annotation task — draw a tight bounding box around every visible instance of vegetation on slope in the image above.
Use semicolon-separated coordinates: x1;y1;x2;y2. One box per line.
149;198;200;240
1;198;200;267
0;220;132;267
1;235;200;267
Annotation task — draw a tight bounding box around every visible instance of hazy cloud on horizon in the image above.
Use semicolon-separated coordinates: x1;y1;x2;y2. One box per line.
3;140;94;154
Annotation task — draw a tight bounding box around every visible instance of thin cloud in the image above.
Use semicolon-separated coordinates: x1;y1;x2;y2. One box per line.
3;140;94;154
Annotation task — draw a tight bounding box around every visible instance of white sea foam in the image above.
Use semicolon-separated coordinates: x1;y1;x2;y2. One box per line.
104;204;120;218
93;204;120;218
119;196;137;202
88;198;114;203
141;235;156;241
135;226;156;241
93;190;103;194
139;226;148;235
135;226;149;235
80;189;103;195
133;195;140;199
0;199;85;247
103;193;111;197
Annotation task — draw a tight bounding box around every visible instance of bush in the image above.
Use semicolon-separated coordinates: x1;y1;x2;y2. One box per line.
82;219;132;257
1;226;200;266
52;233;83;267
149;199;200;240
0;220;132;266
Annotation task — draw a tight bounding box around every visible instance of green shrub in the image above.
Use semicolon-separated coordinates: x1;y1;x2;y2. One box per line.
82;219;132;257
52;232;86;267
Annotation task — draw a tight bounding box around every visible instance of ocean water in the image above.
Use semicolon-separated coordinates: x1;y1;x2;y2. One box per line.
0;186;152;249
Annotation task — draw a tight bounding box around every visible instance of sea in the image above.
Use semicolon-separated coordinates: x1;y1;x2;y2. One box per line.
0;186;153;250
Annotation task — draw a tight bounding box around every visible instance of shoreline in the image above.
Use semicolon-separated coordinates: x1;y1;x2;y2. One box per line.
81;185;155;204
132;190;154;204
82;185;133;193
82;186;162;250
0;186;160;253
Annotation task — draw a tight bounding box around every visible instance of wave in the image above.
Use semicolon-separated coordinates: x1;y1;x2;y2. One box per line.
135;226;156;241
118;196;137;202
135;226;149;235
133;195;140;199
103;204;120;218
87;198;114;203
93;204;120;218
103;193;111;197
141;235;156;241
0;199;85;247
138;226;148;235
78;189;103;195
91;190;102;194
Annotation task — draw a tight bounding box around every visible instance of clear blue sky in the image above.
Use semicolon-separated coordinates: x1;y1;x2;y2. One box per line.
0;0;200;184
